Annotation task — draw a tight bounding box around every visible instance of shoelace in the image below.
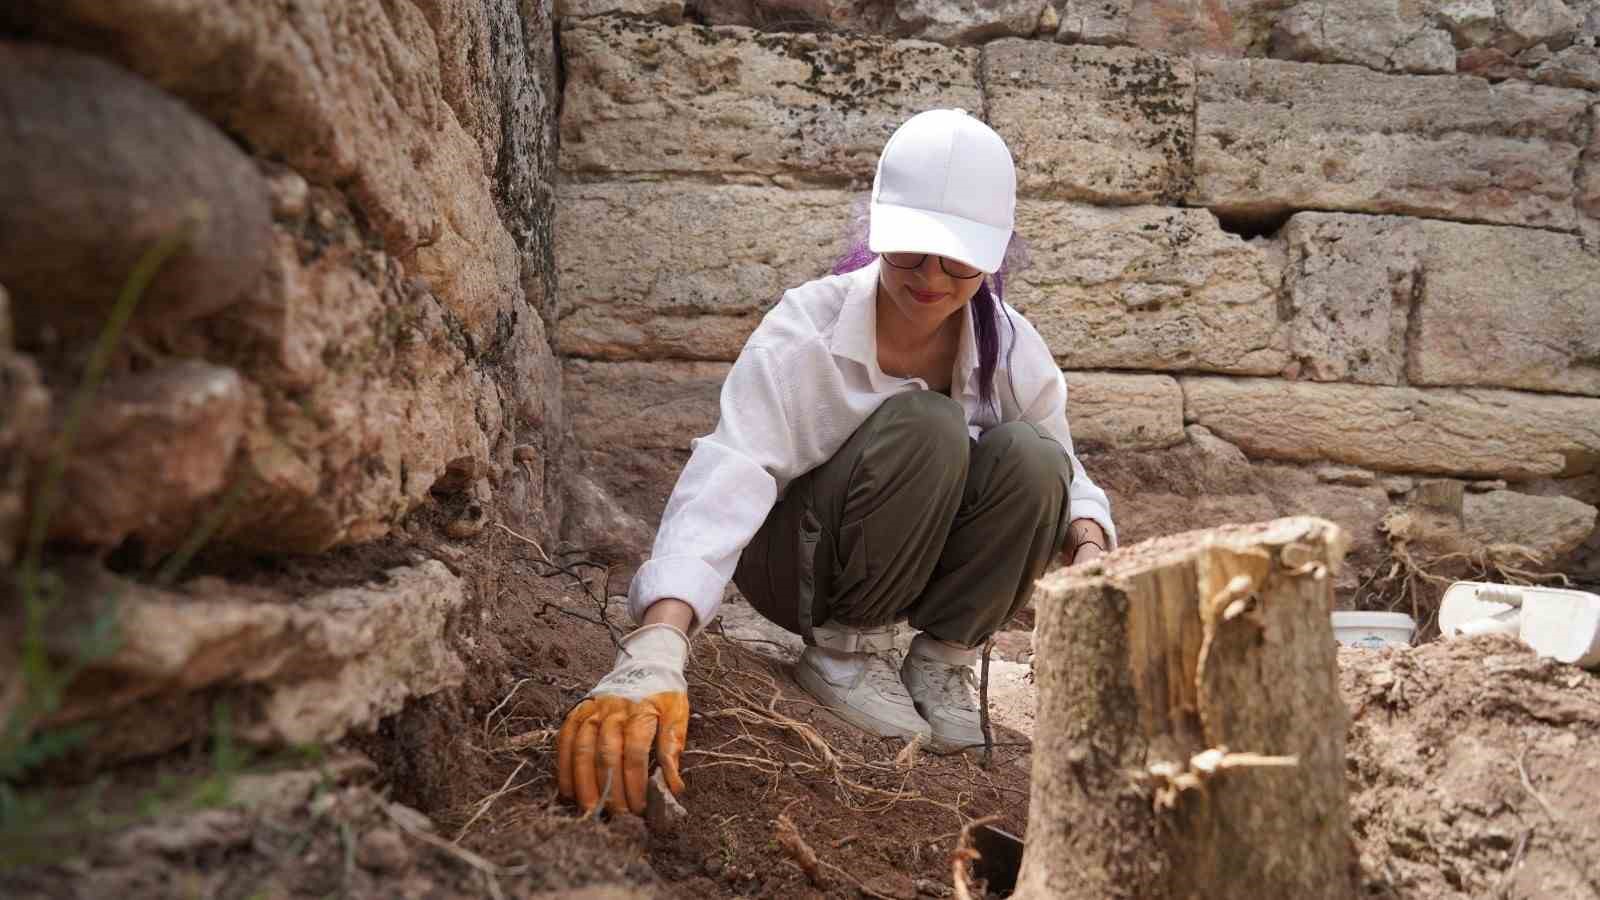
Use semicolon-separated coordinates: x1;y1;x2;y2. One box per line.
863;650;910;695
934;662;981;712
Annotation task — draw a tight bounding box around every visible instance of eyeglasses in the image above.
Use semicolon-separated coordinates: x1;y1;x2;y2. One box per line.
881;253;985;280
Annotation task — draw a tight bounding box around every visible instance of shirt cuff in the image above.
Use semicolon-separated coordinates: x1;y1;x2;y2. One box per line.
628;554;728;636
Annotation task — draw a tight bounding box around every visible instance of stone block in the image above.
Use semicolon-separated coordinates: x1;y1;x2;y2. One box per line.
559;18;980;180
1192;58;1589;230
1058;0;1294;56
1182;376;1600;479
1009;202;1289;375
1406;219;1600;396
1284;211;1600;395
555;182;853;361
1280;213;1423;385
0;41;272;344
1463;489;1598;559
558;0;685;21
893;0;1046;43
45;560;467;757
1270;0;1456;74
36;362;246;553
1064;371;1185;451
983;40;1194;204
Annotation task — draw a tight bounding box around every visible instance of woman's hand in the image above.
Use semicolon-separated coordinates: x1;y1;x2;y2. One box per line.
556;620;691;816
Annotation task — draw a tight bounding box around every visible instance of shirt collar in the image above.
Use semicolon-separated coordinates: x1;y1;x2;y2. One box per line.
827;259;984;397
826;260;881;370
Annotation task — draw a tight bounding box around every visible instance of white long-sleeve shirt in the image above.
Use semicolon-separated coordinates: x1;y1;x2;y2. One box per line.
627;259;1117;629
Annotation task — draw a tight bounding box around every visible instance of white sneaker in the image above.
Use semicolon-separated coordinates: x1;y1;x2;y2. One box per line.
901;633;985;751
794;624;930;742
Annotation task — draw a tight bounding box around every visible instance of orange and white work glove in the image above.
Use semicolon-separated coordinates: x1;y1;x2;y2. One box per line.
556;623;690;816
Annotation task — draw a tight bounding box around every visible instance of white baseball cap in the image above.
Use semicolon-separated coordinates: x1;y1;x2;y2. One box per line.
868;109;1017;275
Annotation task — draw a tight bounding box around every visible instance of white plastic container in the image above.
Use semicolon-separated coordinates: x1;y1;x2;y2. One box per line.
1332;611;1416;648
1439;581;1600;670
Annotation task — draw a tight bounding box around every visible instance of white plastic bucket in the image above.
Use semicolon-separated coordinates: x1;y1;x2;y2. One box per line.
1332;611;1416;649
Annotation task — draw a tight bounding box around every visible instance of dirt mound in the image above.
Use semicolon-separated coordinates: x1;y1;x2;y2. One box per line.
1341;636;1600;899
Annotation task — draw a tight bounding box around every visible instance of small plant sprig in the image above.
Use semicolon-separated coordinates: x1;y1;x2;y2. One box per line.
3;215;200;827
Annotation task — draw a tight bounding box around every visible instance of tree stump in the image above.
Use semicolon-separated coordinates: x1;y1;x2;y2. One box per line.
1015;517;1358;900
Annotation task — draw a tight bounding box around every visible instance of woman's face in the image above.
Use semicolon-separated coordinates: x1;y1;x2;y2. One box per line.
876;254;987;336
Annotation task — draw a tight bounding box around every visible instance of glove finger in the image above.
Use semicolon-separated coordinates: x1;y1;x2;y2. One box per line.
556;699;596;801
653;691;690;796
599;711;629;817
623;711;659;815
573;714;603;814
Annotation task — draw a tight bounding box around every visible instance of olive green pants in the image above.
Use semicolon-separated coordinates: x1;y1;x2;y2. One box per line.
733;391;1074;649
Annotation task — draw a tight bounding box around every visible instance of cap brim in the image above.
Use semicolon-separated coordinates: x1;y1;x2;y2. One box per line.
868;202;1010;274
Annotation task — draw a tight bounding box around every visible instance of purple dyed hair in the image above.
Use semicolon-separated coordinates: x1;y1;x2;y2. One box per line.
830;197;1029;414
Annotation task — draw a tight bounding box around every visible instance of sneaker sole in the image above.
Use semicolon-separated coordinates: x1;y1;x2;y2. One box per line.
793;661;931;742
909;699;987;753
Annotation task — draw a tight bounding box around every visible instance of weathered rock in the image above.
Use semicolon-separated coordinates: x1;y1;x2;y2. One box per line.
565;360;727;453
555;182;852;361
1009;202;1289;375
562;472;657;563
1437;0;1498;47
982;41;1195;204
1315;464;1379;487
1533;43;1600;86
1463;489;1598;559
33;362;246;553
0;41;272;344
1578;103;1600;248
689;0;893;33
561;0;685;21
558;18;981;180
1056;0;1132;44
0;287;49;570
1280;213;1421;385
1271;1;1455;73
1182;377;1600;479
1406;220;1600;396
1086;429;1391;592
1058;0;1295;55
1522;473;1600;579
1283;211;1600;394
1192;58;1589;230
1063;371;1185;451
3;0;543;354
45;560;468;754
892;0;1045;43
211;195;510;554
1496;0;1583;53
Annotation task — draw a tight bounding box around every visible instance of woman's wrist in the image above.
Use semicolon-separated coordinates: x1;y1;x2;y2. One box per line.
1067;518;1107;551
642;597;697;633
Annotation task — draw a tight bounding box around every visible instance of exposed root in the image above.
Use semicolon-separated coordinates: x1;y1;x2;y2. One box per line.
1359;510;1568;637
775;812;824;887
687;635;985;825
454;760;533;843
774;812;902;900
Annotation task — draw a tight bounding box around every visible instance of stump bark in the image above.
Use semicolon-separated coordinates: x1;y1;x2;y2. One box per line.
1015;517;1358;900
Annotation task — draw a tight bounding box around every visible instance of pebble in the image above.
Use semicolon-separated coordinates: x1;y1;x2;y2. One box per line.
356;827;409;872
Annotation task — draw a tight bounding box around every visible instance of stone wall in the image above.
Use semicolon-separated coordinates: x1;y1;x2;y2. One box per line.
554;3;1600;595
0;2;563;756
0;0;563;559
